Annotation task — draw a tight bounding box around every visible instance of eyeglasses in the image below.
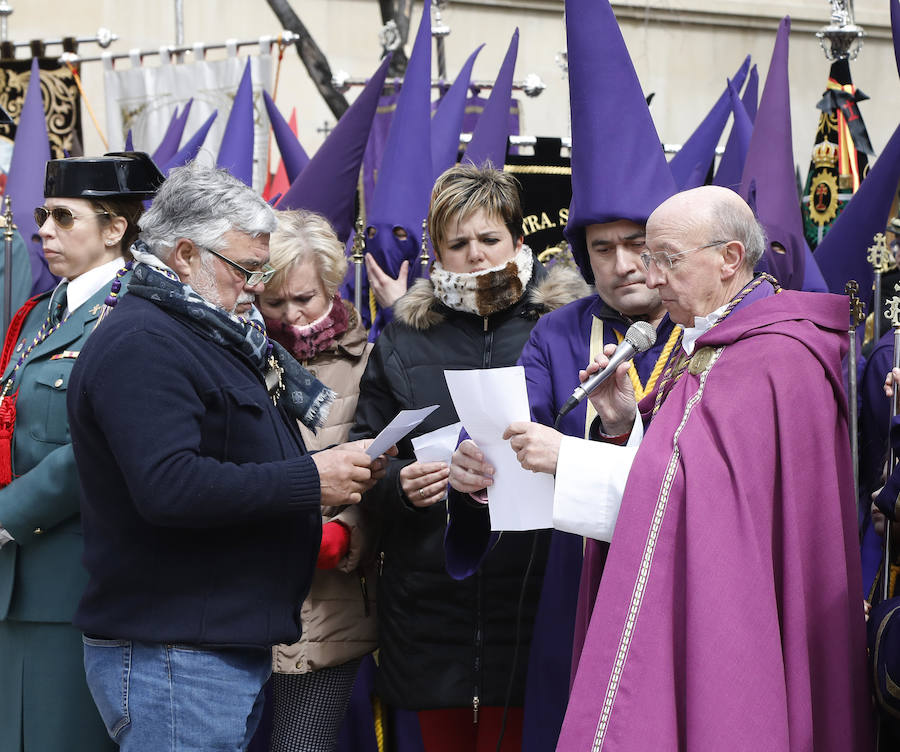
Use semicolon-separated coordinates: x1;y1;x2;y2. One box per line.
34;205;110;230
199;244;277;287
640;240;729;271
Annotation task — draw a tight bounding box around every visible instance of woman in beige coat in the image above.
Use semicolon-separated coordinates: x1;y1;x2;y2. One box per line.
258;209;377;752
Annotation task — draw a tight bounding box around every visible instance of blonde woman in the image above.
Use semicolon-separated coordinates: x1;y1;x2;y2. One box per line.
258;209;376;752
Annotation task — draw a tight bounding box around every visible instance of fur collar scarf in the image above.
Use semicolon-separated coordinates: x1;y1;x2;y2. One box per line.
395;250;592;331
430;245;533;317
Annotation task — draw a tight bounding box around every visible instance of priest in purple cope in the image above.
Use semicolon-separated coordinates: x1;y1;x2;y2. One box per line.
562;186;873;750
504;186;874;750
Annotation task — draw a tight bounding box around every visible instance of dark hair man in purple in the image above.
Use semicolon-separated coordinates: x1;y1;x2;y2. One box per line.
445;223;678;752
442;0;681;749
500;184;872;750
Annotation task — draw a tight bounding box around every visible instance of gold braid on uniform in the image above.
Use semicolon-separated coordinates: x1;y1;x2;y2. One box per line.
651;273;781;418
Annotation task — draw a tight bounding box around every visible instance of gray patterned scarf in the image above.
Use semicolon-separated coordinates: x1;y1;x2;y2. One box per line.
128;256;334;431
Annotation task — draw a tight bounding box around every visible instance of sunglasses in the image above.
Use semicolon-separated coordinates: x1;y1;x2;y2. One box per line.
200;244;277;287
34;205;110;230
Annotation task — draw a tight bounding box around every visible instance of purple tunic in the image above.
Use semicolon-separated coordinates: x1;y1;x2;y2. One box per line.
558;289;874;751
445;294;677;752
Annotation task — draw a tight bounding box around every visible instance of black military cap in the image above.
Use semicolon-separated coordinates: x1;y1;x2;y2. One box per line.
44;151;165;200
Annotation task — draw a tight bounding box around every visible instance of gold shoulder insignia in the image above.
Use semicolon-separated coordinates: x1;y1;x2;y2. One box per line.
688;347;716;376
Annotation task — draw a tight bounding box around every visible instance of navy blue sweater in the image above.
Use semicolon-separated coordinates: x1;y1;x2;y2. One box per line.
68;294;322;647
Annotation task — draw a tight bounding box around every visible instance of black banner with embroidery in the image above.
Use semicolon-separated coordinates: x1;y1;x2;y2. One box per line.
803;59;871;250
504;137;576;272
0;57;83;172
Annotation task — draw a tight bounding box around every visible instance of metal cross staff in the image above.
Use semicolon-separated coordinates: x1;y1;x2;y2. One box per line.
868;233;891;344
881;282;900;601
846;280;865;532
350;215;366;316
420;219;430;274
1;196;15;338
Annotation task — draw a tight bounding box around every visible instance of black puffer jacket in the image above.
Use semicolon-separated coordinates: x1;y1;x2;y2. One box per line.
350;254;590;711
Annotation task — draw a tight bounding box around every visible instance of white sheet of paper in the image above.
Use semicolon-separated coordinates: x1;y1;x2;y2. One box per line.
412;422;463;465
444;367;554;531
365;405;440;459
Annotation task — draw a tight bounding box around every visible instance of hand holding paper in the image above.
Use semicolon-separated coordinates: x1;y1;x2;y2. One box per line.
444;367;554;531
412;422;463;465
365;405;439;459
502;421;563;475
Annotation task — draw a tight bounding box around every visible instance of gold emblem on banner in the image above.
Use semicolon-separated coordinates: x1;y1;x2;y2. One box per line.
807;169;840;228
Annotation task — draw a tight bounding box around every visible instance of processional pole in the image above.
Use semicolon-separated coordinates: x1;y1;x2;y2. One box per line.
420;219;430;276
882;283;900;602
0;1;11;44
351;216;366;315
846;280;865;532
173;0;185;63
869;234;891;345
431;1;450;81
2;197;14;338
0;0;9;342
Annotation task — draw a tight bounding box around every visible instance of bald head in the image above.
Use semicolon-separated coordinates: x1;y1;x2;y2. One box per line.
647;186;766;271
642;186;767;325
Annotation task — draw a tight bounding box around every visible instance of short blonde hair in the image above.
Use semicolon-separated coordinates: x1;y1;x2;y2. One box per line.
267;209;347;297
427;162;523;260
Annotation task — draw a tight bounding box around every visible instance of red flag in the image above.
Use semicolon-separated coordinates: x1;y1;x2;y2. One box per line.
264;107;297;201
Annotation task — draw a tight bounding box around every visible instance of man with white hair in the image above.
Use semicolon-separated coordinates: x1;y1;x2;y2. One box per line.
66;162;387;751
502;186;874;750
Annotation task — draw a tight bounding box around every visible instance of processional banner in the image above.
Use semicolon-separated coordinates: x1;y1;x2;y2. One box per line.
0;58;82;175
103;49;272;190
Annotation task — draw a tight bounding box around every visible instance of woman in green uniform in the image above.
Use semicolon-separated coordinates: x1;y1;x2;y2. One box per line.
0;152;163;751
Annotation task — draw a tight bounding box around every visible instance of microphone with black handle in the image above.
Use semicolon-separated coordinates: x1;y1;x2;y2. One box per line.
553;320;657;429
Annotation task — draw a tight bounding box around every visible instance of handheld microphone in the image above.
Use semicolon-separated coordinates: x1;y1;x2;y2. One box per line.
554;320;657;427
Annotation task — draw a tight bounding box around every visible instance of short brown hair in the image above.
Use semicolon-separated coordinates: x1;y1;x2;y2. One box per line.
91;196;145;259
267;209;347;297
427;162;523;260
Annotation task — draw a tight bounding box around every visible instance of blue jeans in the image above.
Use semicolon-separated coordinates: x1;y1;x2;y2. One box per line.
83;636;271;751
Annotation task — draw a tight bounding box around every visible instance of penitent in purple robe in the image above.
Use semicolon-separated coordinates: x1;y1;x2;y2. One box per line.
445;294;677;752
558;287;874;751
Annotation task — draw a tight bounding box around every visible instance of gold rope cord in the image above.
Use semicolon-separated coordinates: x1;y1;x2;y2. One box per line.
587;318;681;437
63;62;107;150
372;694;386;752
503;164;571;176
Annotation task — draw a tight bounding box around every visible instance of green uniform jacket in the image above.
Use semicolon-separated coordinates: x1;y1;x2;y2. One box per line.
0;277;127;622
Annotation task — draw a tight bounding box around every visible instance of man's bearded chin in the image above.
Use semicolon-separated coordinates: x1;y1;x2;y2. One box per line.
233;293;255;316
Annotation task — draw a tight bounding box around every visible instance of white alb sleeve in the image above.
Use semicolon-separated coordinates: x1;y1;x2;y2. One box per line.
552;408;643;542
